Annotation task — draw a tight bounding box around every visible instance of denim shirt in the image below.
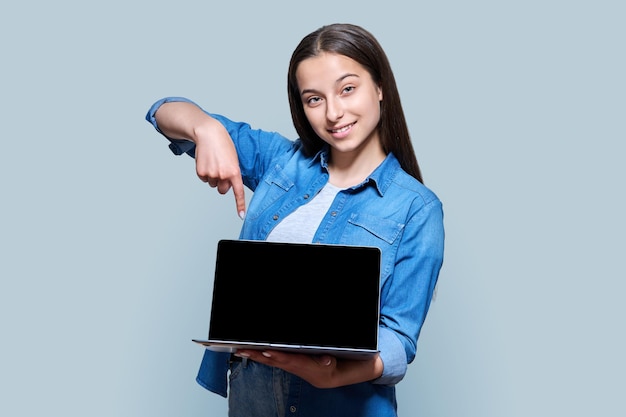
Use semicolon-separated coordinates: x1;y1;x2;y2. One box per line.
146;97;445;413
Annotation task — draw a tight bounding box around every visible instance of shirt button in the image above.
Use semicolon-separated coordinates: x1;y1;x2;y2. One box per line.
303;194;310;199
290;405;297;413
273;214;279;220
330;211;337;217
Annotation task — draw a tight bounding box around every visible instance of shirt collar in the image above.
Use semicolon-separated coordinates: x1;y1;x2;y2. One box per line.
309;146;402;197
363;153;401;196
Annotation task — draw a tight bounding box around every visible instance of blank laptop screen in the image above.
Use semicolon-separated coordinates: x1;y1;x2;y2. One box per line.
208;239;381;350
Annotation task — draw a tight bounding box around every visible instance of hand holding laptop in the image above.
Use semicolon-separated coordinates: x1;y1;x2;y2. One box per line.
230;347;384;389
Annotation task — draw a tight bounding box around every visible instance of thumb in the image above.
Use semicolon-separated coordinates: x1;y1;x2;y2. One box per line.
313;355;333;366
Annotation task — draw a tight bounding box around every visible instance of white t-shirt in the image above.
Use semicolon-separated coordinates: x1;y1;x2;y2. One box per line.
266;182;343;243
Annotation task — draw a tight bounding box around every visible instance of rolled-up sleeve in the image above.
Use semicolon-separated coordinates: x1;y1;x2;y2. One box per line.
372;326;408;385
145;96;198;157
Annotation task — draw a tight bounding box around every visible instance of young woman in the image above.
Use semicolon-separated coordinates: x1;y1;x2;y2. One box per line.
146;23;444;417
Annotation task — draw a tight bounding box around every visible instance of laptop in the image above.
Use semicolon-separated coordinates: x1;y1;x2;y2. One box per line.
192;239;381;359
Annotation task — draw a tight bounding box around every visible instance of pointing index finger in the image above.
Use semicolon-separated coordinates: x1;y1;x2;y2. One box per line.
230;176;246;220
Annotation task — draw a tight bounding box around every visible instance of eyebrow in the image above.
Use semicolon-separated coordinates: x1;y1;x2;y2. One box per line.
300;73;360;96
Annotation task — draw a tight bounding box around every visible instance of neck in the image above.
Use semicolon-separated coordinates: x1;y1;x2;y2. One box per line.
327;147;386;188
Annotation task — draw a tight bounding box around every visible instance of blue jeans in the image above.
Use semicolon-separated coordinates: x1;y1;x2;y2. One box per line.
228;359;295;417
226;358;399;417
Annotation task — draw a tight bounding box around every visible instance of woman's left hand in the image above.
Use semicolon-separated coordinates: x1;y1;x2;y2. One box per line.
233;349;383;388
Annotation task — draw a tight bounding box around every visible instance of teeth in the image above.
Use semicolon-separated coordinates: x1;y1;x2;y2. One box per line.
331;124;351;133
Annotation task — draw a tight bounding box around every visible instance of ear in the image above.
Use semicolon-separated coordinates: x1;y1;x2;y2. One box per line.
377;84;383;101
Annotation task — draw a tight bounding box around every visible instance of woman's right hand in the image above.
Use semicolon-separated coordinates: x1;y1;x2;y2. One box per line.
194;120;247;219
154;101;246;219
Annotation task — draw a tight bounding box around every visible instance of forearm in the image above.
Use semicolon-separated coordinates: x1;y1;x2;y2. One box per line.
154;101;221;143
331;355;384;388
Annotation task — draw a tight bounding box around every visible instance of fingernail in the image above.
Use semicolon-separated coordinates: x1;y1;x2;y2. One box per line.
235;351;250;358
261;351;272;358
238;210;246;220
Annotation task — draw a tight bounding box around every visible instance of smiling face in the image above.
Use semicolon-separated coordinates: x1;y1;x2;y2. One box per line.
295;52;384;160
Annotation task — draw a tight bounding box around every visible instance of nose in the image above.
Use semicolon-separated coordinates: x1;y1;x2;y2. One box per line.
326;97;344;121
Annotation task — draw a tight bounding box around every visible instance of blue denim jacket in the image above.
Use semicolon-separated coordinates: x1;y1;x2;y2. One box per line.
146;97;444;413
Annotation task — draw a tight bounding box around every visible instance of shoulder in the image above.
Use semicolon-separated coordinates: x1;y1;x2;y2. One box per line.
393;170;441;207
376;154;441;209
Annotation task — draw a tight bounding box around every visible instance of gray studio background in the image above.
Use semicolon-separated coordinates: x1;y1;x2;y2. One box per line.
1;1;624;416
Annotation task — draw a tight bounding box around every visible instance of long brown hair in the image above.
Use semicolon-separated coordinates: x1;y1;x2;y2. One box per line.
287;23;423;183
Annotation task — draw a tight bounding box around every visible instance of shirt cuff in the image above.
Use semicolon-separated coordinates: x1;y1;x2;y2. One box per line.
371;326;408;385
168;139;196;157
